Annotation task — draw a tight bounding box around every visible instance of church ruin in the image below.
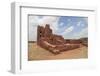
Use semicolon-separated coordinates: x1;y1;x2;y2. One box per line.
37;24;87;54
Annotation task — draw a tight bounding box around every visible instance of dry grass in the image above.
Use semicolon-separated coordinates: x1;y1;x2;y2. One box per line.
28;43;88;61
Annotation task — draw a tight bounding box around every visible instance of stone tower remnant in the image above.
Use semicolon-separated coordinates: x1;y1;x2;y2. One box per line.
37;24;86;54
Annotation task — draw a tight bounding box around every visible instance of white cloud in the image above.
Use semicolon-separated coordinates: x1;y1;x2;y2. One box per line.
39;16;57;25
28;16;39;41
29;16;60;41
29;26;37;41
77;18;87;27
67;19;71;22
74;27;88;39
62;27;88;39
79;27;88;37
77;21;81;26
59;22;64;26
28;16;88;41
29;16;39;26
39;16;60;32
61;26;74;36
77;21;85;27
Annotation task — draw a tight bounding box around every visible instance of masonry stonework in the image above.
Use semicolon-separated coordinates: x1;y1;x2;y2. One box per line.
37;24;87;54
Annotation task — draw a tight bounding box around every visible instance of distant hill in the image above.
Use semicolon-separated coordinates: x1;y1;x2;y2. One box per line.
80;37;88;41
65;37;88;46
80;37;88;46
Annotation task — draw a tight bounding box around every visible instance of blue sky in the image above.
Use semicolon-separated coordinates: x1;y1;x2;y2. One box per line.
56;16;88;38
29;15;88;41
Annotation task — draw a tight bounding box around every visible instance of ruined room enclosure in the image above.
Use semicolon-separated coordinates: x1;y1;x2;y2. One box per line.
28;24;88;61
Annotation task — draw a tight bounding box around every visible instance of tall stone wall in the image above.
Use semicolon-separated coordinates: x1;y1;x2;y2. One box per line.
37;24;66;45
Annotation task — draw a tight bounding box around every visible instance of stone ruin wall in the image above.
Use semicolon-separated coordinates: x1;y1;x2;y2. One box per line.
37;24;87;54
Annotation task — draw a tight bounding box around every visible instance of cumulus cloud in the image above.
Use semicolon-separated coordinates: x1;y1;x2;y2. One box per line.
61;26;74;36
74;27;88;39
77;21;82;26
28;16;39;41
78;27;88;37
77;21;85;27
59;22;64;26
62;27;88;39
39;16;60;33
29;16;60;41
39;16;57;25
67;19;71;22
28;16;88;41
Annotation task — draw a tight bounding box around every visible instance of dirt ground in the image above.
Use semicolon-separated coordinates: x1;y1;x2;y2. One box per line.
28;43;88;61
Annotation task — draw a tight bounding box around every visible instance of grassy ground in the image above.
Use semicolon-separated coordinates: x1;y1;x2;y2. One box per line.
28;43;88;61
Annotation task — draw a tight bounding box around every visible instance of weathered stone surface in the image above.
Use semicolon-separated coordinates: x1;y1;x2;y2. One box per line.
37;24;86;54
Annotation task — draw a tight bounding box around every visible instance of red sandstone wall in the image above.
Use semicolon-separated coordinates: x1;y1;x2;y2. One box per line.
37;24;87;54
66;39;82;44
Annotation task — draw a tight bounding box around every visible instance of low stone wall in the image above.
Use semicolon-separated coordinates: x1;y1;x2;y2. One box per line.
38;39;81;54
66;39;82;44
